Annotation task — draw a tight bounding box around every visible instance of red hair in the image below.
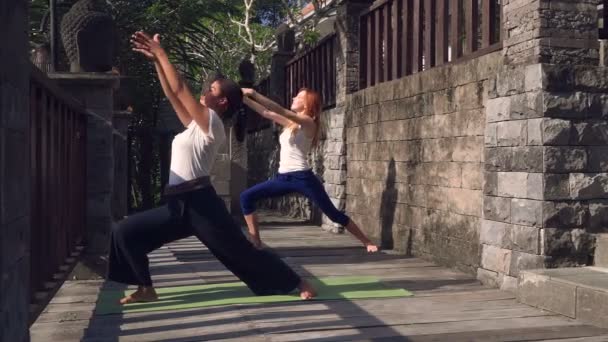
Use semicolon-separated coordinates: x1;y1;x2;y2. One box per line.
288;88;322;146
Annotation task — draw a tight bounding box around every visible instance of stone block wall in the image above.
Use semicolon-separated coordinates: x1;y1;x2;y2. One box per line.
345;53;502;273
1;0;31;341
480;63;608;289
478;0;606;290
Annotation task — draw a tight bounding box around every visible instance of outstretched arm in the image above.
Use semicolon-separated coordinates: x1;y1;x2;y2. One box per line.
131;32;211;134
243;97;291;127
245;89;312;126
154;61;192;127
243;88;315;135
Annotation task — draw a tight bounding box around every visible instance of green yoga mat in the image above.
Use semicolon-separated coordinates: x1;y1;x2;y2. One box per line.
95;276;412;315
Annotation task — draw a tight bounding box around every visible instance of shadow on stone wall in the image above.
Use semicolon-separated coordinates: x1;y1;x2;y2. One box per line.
380;158;397;250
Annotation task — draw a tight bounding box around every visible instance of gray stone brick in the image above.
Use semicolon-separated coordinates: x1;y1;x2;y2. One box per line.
543;92;596;118
544;173;570;200
511;199;543;227
543;118;572;145
447;188;482;216
589;201;608;232
497;172;528;198
484;171;498;196
452;109;485;137
495;68;526;98
485;122;497;146
393;141;421;163
481;244;513;274
483;196;511;222
485;147;513;172
480;220;512;248
509;92;543;119
511;225;540;254
525;64;543;92
477;267;501;287
497;120;527;146
511;146;544;173
462;163;482;190
347;143;368;161
452;136;483;162
543;202;588;229
527;118;543;145
544;147;587;173
509;251;546;277
570;173;608;200
587;147;608;172
574;121;608;146
422;138;453;162
486;97;511;123
526;172;544;200
541;228;594;261
541;65;575;92
367;142;392;161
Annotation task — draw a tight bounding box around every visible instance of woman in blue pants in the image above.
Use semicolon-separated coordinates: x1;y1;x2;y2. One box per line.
241;88;379;253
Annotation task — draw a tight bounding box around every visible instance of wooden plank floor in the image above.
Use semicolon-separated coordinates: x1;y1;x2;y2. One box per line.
30;212;608;341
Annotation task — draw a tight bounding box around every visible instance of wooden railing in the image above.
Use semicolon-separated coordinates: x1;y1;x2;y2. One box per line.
359;0;502;89
29;65;87;300
285;34;337;108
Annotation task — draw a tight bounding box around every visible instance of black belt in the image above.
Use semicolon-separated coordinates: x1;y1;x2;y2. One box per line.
164;176;211;197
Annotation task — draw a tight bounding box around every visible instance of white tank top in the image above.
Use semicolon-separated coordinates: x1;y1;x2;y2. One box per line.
168;110;226;185
278;126;313;173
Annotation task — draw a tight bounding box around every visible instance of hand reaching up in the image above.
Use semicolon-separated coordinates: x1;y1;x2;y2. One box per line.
130;31;164;61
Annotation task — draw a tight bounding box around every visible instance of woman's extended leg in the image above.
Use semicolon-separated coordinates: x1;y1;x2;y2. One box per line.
240;175;295;248
107;200;191;303
192;187;315;299
297;171;379;252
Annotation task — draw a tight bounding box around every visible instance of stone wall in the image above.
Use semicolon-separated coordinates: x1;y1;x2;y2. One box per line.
346;53;502;273
0;0;31;341
478;0;607;291
244;0;608;284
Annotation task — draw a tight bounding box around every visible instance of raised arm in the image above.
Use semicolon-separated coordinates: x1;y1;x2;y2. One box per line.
243;97;291;127
154;61;192;127
132;32;211;134
244;88;314;130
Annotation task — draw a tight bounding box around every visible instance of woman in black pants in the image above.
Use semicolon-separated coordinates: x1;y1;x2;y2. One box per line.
107;31;315;304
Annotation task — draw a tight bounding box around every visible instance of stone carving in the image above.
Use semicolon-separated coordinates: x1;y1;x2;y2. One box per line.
60;0;115;72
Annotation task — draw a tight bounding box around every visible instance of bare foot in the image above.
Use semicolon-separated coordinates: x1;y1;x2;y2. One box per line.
298;279;316;300
119;286;158;304
365;243;379;253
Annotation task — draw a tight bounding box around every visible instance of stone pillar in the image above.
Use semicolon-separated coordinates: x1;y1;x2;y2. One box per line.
320;0;373;232
335;0;373;104
47;73;119;255
480;0;604;291
269;24;296;107
1;0;31;341
112;110;131;220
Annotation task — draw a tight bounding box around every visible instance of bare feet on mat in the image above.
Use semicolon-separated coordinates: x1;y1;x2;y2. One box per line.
298;279;316;300
119;286;158;304
365;243;379;253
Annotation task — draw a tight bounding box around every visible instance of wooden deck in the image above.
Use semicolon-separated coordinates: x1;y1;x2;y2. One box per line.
31;213;608;341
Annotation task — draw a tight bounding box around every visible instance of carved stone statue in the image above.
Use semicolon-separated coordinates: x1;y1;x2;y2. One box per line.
60;0;115;72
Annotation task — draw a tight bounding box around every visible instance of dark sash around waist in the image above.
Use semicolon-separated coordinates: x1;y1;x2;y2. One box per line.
164;176;211;197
